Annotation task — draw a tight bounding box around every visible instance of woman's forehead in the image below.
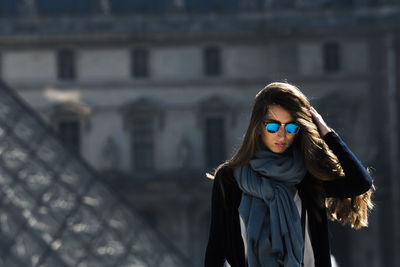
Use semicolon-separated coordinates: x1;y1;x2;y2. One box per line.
265;105;294;122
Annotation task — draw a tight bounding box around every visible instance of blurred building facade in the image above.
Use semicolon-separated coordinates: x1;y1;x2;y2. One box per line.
0;0;399;266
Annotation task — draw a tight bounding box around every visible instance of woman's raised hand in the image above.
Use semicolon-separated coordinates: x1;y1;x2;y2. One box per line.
309;106;331;137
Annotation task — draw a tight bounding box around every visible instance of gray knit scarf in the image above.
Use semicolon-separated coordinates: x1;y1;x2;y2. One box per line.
233;146;307;267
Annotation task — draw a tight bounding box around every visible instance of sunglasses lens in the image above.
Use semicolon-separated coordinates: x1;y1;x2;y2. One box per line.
286;123;299;134
266;123;280;133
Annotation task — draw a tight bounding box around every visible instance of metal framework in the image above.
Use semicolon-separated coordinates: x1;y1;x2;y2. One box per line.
0;81;191;267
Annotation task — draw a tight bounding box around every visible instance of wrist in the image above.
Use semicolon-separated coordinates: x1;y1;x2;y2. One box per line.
318;123;331;137
320;129;330;137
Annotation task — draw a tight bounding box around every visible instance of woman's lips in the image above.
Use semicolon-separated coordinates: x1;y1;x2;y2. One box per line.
275;142;286;148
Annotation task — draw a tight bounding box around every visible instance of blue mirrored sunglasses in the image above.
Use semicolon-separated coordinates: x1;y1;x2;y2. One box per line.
264;121;300;134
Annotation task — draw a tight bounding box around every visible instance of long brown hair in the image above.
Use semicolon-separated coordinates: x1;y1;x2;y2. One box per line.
213;82;374;229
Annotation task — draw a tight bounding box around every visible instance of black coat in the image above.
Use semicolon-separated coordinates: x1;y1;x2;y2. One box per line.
205;132;372;267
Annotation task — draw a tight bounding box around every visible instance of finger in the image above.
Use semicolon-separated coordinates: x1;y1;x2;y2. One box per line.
309;107;317;117
310;106;318;114
310;107;323;119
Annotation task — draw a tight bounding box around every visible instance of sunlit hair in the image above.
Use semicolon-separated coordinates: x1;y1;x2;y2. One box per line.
210;81;374;229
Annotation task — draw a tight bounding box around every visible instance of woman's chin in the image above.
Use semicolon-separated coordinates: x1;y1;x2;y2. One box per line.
271;146;287;154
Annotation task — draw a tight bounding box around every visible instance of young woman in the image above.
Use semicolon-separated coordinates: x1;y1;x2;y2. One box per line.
204;82;374;267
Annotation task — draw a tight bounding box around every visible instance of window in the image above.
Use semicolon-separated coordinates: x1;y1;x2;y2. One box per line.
323;42;341;72
204;117;226;169
204;47;221;76
131;48;149;78
57;49;76;80
37;0;93;15
57;120;81;152
131;116;154;171
49;102;89;153
123;98;162;173
199;96;232;170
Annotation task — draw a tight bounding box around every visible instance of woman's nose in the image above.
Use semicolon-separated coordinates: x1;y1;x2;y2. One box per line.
277;125;286;137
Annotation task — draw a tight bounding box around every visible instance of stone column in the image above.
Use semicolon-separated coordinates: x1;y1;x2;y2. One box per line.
386;33;400;267
368;33;393;267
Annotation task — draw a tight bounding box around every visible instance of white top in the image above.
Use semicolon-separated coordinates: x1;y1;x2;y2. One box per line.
239;191;315;267
294;191;315;267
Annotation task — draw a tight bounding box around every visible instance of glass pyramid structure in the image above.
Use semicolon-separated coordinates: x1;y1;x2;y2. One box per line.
0;81;191;267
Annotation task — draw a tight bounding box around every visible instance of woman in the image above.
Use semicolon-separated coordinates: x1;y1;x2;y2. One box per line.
204;82;374;267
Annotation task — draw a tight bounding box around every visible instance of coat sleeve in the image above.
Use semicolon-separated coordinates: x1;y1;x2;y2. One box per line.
204;171;227;267
322;131;373;198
